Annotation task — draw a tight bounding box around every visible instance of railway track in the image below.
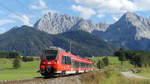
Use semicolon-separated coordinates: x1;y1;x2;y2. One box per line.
0;77;48;84
0;74;81;84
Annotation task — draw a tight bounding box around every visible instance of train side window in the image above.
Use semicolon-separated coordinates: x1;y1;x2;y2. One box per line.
66;56;71;64
79;62;81;68
62;56;71;65
75;61;79;68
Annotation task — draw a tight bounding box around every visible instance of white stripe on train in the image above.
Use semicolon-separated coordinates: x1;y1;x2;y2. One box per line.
56;69;94;74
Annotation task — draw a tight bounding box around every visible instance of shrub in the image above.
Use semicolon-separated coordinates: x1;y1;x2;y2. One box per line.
13;57;21;69
22;56;34;62
97;60;105;69
102;57;109;66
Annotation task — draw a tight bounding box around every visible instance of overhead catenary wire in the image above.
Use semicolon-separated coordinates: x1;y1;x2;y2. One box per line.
0;2;23;18
14;0;36;15
0;0;38;19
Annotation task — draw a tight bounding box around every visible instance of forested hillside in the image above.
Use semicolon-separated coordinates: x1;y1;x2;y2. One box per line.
0;26;117;57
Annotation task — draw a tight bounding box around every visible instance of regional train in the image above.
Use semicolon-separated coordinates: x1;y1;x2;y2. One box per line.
39;47;95;77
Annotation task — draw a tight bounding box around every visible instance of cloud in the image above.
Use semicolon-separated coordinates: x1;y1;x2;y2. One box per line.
74;0;137;13
30;0;47;10
134;0;150;11
10;14;32;26
97;11;105;18
0;19;15;26
73;0;150;21
97;13;105;18
71;5;96;19
112;16;119;21
30;0;56;15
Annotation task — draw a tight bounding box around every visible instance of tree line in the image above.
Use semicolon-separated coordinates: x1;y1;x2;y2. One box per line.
114;48;150;67
0;52;20;58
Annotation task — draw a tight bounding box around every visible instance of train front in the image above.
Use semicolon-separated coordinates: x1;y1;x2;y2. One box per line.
40;49;58;76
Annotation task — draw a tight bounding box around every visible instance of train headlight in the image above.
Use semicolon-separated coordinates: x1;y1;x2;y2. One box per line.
54;60;57;64
42;62;46;64
40;65;45;69
47;62;51;64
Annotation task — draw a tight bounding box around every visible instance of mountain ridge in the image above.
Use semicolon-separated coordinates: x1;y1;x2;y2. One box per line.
0;26;117;56
93;12;150;50
1;12;150;56
34;12;109;34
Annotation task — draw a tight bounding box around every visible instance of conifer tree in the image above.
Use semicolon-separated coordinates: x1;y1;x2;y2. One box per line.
13;56;21;69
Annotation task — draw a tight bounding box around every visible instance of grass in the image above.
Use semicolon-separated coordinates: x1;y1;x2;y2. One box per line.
0;56;149;84
135;67;150;78
90;56;134;71
79;67;150;84
90;56;150;84
96;67;150;84
0;58;41;80
100;70;150;84
137;72;150;78
90;56;120;64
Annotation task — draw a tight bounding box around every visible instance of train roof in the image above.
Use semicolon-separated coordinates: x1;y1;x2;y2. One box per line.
45;46;93;64
60;49;93;64
45;46;65;51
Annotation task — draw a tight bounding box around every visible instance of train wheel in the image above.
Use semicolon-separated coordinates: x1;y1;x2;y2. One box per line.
59;71;66;77
75;71;79;74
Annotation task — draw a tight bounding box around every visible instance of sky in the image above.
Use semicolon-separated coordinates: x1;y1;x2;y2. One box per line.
0;0;150;34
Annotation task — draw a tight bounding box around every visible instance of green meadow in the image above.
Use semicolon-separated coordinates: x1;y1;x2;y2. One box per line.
90;56;150;84
0;56;149;84
0;58;41;80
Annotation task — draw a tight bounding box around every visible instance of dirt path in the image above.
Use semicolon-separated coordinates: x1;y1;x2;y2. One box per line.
121;72;150;79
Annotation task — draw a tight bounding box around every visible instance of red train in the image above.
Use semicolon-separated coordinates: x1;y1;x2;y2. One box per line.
39;47;95;77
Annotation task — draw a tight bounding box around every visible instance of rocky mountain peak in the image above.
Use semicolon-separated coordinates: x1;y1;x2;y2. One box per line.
122;12;150;39
118;12;150;26
123;12;138;19
97;22;109;31
34;12;109;34
34;12;82;34
116;12;139;24
93;12;150;50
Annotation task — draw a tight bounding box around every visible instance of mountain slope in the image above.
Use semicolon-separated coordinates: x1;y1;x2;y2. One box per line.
34;12;150;50
0;26;117;56
55;30;117;56
93;12;150;50
34;12;109;34
0;26;54;56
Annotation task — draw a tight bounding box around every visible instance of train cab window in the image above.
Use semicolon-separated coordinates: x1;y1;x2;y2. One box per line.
62;56;71;64
44;50;58;61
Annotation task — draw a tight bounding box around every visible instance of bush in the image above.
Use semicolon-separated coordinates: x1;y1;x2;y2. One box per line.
102;57;109;66
97;60;105;69
114;48;127;65
13;57;21;69
22;56;34;62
